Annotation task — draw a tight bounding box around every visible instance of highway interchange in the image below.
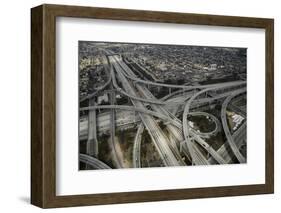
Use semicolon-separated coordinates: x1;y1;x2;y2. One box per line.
79;50;247;169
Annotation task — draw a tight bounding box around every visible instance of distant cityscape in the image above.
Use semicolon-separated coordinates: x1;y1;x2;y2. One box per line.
79;41;247;170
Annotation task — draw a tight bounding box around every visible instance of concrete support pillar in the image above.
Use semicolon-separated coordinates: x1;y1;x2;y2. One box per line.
86;98;98;158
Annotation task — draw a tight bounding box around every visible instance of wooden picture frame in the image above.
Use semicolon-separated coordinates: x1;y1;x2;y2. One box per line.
31;4;274;208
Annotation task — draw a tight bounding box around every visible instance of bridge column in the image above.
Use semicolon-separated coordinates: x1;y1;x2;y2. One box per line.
86;98;98;159
110;90;116;137
109;86;123;168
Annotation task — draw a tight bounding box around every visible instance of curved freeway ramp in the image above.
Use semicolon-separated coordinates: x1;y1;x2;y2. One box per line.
182;85;246;165
133;124;144;168
221;90;246;163
120;64;246;90
208;122;246;164
187;111;220;138
80;154;112;169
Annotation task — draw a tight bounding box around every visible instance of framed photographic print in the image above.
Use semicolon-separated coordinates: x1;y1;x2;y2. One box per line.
31;4;274;208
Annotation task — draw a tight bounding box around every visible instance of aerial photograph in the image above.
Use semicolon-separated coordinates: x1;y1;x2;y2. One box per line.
78;41;247;170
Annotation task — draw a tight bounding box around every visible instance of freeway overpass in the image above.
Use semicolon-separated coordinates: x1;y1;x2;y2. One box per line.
79;49;247;169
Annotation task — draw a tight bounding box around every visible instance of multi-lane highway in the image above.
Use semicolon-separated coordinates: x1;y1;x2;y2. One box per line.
109;55;181;166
